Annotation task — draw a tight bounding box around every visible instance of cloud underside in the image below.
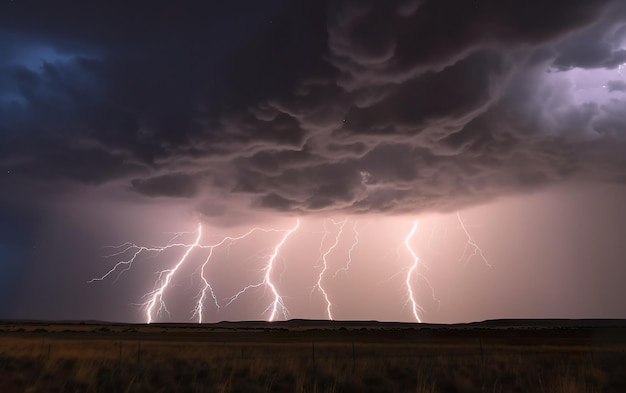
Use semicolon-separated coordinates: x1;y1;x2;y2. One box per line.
1;0;626;217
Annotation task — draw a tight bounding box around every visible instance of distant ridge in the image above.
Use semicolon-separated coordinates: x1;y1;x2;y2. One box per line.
2;318;626;329
466;319;626;328
209;318;626;329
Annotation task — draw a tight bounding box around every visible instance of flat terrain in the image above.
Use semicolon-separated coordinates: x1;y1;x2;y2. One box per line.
1;319;625;392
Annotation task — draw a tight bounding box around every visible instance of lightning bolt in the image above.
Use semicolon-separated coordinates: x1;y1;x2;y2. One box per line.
192;250;219;324
313;218;347;320
191;226;290;323
88;236;195;284
145;224;203;324
404;220;422;323
92;223;298;323
457;212;491;267
224;219;300;322
91;214;489;323
333;221;359;277
90;228;204;322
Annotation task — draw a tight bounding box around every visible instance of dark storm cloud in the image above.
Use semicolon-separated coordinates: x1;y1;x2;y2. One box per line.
1;0;626;218
550;1;626;71
130;173;198;198
328;0;612;87
338;50;512;136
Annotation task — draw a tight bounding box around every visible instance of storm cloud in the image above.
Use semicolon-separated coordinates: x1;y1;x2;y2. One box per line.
1;0;626;219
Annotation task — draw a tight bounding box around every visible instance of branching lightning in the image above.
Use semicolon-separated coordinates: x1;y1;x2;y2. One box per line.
313;218;348;320
91;221;301;323
224;219;300;321
190;226;293;322
457;212;491;267
404;220;423;322
334;221;360;277
88;238;193;284
145;224;203;324
91;214;490;323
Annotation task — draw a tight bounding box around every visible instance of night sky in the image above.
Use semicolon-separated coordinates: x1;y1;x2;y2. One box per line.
1;0;626;323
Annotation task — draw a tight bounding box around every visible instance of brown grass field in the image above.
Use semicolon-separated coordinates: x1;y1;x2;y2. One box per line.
1;319;625;392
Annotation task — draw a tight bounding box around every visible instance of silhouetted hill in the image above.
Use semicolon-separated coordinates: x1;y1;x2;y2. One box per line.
2;318;625;330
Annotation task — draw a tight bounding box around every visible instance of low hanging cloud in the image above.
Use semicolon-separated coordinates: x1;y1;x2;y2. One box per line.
1;0;626;219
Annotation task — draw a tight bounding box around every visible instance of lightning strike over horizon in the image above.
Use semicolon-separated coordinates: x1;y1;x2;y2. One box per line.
91;214;489;323
266;218;300;321
91;222;302;323
314;218;348;320
145;224;203;324
404;220;423;323
192;251;219;324
457;212;491;267
334;221;360;277
191;226;293;323
224;218;300;322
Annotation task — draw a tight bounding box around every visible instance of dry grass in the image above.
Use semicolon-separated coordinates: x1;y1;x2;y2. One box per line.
0;324;624;392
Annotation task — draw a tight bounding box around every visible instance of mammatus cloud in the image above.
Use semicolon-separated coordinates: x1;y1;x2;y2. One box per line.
1;0;626;219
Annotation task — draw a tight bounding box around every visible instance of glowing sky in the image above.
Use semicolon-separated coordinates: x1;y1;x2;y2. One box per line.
1;0;626;323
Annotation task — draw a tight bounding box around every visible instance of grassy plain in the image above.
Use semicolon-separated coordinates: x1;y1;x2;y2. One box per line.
0;320;625;392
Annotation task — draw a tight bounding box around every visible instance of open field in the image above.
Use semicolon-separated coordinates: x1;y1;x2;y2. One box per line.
1;320;625;392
